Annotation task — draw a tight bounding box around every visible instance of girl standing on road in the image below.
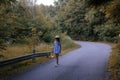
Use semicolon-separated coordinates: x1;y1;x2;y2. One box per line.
53;35;61;66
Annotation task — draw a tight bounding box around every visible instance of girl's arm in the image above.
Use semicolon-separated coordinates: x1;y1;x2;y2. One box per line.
60;43;61;53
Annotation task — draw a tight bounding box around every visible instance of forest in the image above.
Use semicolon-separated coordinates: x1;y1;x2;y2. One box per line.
0;0;120;50
0;0;120;80
0;0;120;51
55;0;120;41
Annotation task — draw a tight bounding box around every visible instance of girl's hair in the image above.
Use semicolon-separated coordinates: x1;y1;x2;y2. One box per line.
55;38;60;42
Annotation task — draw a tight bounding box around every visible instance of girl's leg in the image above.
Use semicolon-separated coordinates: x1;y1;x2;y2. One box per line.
56;54;59;64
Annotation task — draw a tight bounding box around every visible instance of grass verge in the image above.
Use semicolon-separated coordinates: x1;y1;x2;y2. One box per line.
105;43;120;80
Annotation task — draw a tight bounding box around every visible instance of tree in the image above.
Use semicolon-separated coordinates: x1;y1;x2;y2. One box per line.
105;0;120;23
55;0;90;40
54;0;120;42
0;0;16;5
0;0;55;50
86;0;112;7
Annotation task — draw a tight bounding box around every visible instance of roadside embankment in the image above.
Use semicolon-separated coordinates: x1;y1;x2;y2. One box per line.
106;43;120;80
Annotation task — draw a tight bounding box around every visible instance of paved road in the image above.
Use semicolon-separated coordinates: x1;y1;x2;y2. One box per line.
10;41;111;80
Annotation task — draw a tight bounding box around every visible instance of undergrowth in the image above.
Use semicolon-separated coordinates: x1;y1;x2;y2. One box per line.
107;43;120;80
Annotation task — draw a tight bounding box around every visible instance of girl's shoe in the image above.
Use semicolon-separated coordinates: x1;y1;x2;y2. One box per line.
55;64;59;67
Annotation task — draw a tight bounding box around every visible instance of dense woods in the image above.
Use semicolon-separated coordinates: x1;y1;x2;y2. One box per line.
0;0;120;50
0;0;56;50
55;0;120;42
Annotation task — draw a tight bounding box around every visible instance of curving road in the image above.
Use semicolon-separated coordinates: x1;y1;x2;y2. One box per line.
10;41;111;80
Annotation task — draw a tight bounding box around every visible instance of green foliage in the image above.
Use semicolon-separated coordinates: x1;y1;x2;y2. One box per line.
0;5;14;49
54;0;120;43
61;34;77;50
87;0;120;23
0;0;119;50
42;32;54;43
0;0;56;50
98;23;120;42
55;0;87;39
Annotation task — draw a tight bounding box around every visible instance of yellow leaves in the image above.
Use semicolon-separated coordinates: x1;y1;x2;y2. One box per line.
105;0;120;23
85;8;96;23
38;31;42;36
7;18;13;24
31;27;36;33
105;2;114;18
96;0;120;23
11;14;17;19
109;52;117;68
108;43;120;80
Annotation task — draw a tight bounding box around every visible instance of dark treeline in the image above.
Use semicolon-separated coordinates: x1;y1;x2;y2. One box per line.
0;0;120;50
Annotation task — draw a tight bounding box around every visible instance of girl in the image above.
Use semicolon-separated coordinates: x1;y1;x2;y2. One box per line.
53;35;61;66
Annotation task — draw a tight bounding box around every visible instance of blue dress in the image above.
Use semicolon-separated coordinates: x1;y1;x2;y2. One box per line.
53;41;61;54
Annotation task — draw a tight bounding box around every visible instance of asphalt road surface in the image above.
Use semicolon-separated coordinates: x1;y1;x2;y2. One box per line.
9;41;111;80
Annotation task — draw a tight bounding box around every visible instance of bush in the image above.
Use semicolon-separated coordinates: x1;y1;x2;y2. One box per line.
99;23;119;42
60;33;78;50
42;32;54;43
